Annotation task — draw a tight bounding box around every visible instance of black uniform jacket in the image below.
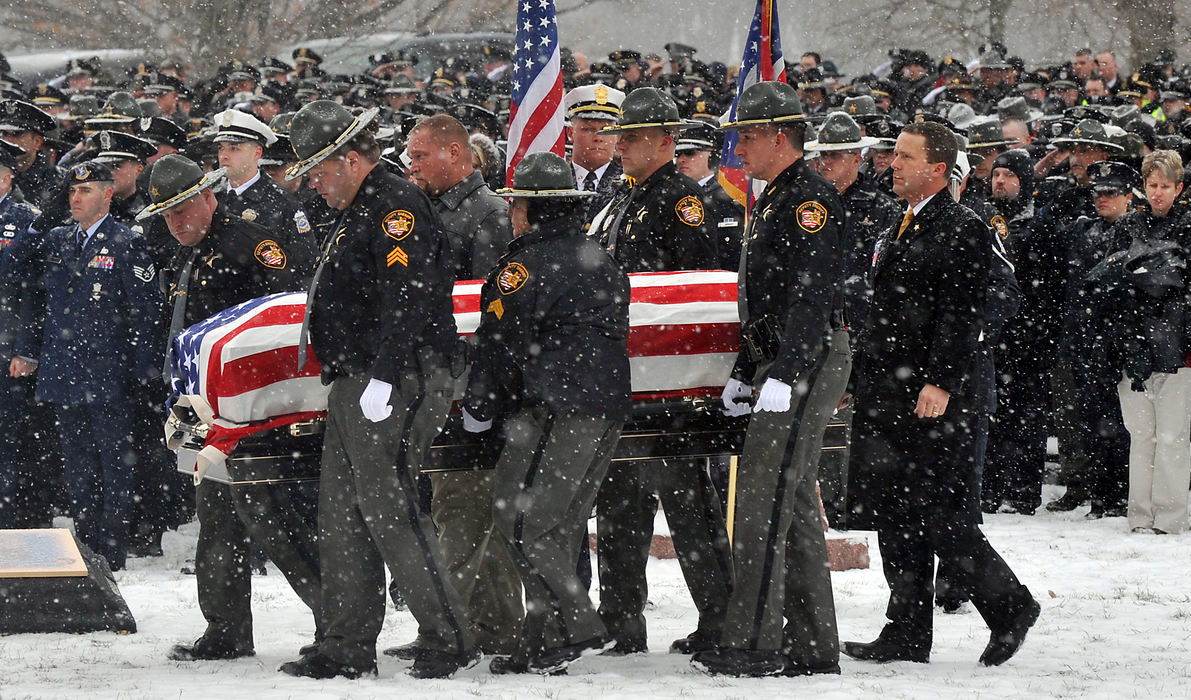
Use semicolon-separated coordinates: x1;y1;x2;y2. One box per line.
308;166;458;385
594;161;717;273
731;157;846;386
220;172;318;257
167;207;313;328
847;191;992;530
466;213;631;423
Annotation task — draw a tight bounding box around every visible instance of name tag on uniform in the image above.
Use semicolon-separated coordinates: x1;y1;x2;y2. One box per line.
718;218;739;228
88;255;115;270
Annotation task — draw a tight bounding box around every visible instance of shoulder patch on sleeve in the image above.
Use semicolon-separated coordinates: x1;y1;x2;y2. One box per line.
253;239;287;269
497;261;529;295
989;214;1009;239
382;209;415;240
795;201;828;232
675;195;705;227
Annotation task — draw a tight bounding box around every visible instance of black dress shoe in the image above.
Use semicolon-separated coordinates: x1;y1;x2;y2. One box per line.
782;659;842;677
168;637;255;661
601;637;647;656
1045;487;1088;512
278;652;377;679
382;640;424;660
489;655;530;675
669;629;718;654
408;647;481;679
529;637;614;674
298;641;319;657
979;599;1040;667
842;638;929;663
691;648;787;677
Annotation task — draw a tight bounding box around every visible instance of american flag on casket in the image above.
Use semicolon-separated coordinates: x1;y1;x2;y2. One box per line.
168;270;741;480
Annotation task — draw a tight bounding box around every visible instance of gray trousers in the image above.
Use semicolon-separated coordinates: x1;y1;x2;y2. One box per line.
317;370;473;668
429;469;524;654
493;406;621;661
720;330;850;665
194;478;322;649
1118;369;1191;533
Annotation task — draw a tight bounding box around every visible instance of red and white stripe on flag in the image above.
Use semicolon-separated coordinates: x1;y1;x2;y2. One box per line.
504;0;566;186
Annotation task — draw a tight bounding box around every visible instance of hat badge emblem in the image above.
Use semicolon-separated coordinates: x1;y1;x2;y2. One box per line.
74;164;89;180
221;112;234;127
151;186;160;198
595;85;609;105
100;132;111;149
848;104;857;114
140;118;152;130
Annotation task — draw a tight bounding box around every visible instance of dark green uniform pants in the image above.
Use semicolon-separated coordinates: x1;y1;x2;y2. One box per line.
194;477;321;650
493;406;621;661
317;370;473;668
429;469;524;654
720;330;849;666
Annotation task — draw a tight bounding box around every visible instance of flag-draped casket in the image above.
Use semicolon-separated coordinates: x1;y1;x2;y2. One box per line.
169;271;742;481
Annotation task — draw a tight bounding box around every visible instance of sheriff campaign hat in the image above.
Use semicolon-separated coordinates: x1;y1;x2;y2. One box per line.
837;95;882;123
212;109;278;145
136;154;227;221
1051;118;1124;151
286;100;379;179
601;87;696;133
496;152;593;198
292;47;323;66
91;130;157;164
84;91;142;129
28;83;67;108
965;118;1016;148
720;81;807;129
0;99;57;134
564;83;625;122
805;112;880;151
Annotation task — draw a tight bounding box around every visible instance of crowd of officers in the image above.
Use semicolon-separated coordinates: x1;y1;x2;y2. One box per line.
0;37;1189;679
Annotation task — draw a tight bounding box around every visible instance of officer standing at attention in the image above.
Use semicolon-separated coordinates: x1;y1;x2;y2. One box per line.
138;155;321;662
212;109;316;254
591;87;728;657
0;100;61;206
465;152;631;675
563;83;625;226
27;161;161;571
691;81;850;678
277;100;476;681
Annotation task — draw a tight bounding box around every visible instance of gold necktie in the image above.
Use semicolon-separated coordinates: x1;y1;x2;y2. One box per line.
896;209;914;240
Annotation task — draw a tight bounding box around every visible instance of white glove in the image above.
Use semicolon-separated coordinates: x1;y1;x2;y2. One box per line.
753;377;792;413
721;378;753;417
359;378;394;422
462;407;493;433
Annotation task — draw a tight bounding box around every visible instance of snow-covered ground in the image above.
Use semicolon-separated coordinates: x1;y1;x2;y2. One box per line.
4;483;1190;699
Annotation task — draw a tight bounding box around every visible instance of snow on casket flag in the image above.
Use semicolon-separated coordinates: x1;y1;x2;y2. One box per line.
169;271;741;476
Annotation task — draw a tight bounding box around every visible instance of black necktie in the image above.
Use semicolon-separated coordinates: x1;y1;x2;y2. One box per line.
163;248;198;384
583;170;598;192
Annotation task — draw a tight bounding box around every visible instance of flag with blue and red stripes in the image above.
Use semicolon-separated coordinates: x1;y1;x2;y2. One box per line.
505;0;566;186
718;0;787;207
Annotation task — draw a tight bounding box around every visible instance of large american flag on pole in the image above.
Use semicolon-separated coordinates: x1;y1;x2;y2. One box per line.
504;0;566;186
718;0;787;207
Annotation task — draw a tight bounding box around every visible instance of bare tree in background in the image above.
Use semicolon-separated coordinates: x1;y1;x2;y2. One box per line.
0;0;515;73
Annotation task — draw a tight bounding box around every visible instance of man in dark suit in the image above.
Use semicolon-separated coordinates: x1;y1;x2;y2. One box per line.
563;83;624;227
843;121;1040;667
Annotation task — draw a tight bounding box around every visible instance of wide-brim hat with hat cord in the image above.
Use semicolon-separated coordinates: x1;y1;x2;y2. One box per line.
719;81;808;130
284;100;379;180
135;153;227;221
804;112;881;151
496;151;594;199
1050;118;1125;152
600;87;698;134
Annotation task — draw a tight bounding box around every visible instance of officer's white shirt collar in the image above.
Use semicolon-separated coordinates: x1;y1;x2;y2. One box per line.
78;213;109;248
908;192;937;217
0;193;8;208
698;173;715;187
573;161;610;186
230;171;261;196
